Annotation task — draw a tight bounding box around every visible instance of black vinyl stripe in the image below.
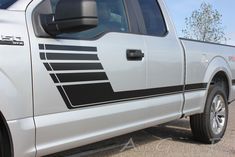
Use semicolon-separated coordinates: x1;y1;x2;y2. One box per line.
45;44;97;52
39;44;45;50
61;83;184;108
43;63;52;71
50;74;59;83
49;63;104;71
40;53;46;60
56;72;108;83
57;86;72;108
185;83;207;91
45;53;99;61
232;80;235;86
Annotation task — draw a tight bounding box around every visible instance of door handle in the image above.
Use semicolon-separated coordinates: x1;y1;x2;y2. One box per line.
126;49;144;61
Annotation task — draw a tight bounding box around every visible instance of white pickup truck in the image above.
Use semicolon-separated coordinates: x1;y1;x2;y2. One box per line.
0;0;235;156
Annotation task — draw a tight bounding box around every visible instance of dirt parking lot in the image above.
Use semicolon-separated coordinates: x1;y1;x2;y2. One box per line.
50;103;235;157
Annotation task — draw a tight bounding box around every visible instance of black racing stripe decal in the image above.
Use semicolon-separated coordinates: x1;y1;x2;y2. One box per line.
44;44;97;52
39;44;208;109
50;74;59;83
61;83;184;108
43;53;99;61
57;86;71;108
48;63;104;71
232;80;235;86
55;72;108;83
40;52;46;60
185;83;207;91
39;44;45;50
43;63;52;71
63;83;114;107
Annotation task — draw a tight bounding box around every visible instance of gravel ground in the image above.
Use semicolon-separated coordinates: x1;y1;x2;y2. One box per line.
49;102;235;157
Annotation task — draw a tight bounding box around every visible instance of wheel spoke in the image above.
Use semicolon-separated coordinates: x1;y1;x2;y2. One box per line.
213;117;217;130
212;101;217;113
217;117;225;124
210;112;214;122
216;99;222;112
212;96;218;111
217;108;226;117
216;116;221;126
216;117;224;129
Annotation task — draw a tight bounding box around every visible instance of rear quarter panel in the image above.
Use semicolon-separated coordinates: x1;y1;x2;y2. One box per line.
181;39;235;115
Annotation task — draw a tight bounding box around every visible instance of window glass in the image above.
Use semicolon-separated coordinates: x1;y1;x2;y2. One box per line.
138;0;167;36
0;0;16;9
50;0;129;39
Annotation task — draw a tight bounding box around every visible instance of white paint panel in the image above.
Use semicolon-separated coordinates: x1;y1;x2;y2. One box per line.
35;94;182;156
8;118;35;157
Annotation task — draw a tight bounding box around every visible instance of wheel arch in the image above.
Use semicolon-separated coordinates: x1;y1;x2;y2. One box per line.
210;71;230;99
203;57;233;103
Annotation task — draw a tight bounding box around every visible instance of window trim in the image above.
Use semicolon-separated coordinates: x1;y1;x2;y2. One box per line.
136;0;169;37
124;0;142;34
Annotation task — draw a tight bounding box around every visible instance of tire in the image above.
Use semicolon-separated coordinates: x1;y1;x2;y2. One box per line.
0;123;12;157
0;130;3;157
190;84;229;144
0;129;6;157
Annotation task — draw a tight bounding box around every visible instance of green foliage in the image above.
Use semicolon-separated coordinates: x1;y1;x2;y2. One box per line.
182;3;228;43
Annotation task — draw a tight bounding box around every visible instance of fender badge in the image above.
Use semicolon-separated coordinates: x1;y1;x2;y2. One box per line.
0;35;24;46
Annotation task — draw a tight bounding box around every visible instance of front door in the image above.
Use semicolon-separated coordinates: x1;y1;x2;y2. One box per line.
26;0;147;155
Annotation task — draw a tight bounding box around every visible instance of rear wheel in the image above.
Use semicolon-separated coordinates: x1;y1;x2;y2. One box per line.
190;84;228;143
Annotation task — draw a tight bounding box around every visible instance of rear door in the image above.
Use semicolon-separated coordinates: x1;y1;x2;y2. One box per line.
137;0;185;119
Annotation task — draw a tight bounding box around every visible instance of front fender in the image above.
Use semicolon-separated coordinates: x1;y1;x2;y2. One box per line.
0;10;33;121
0;71;32;120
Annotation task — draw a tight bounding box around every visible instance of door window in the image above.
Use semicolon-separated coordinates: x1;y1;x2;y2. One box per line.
50;0;129;40
138;0;167;36
0;0;16;9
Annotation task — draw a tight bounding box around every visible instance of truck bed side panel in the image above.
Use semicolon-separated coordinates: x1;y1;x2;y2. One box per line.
181;38;235;115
